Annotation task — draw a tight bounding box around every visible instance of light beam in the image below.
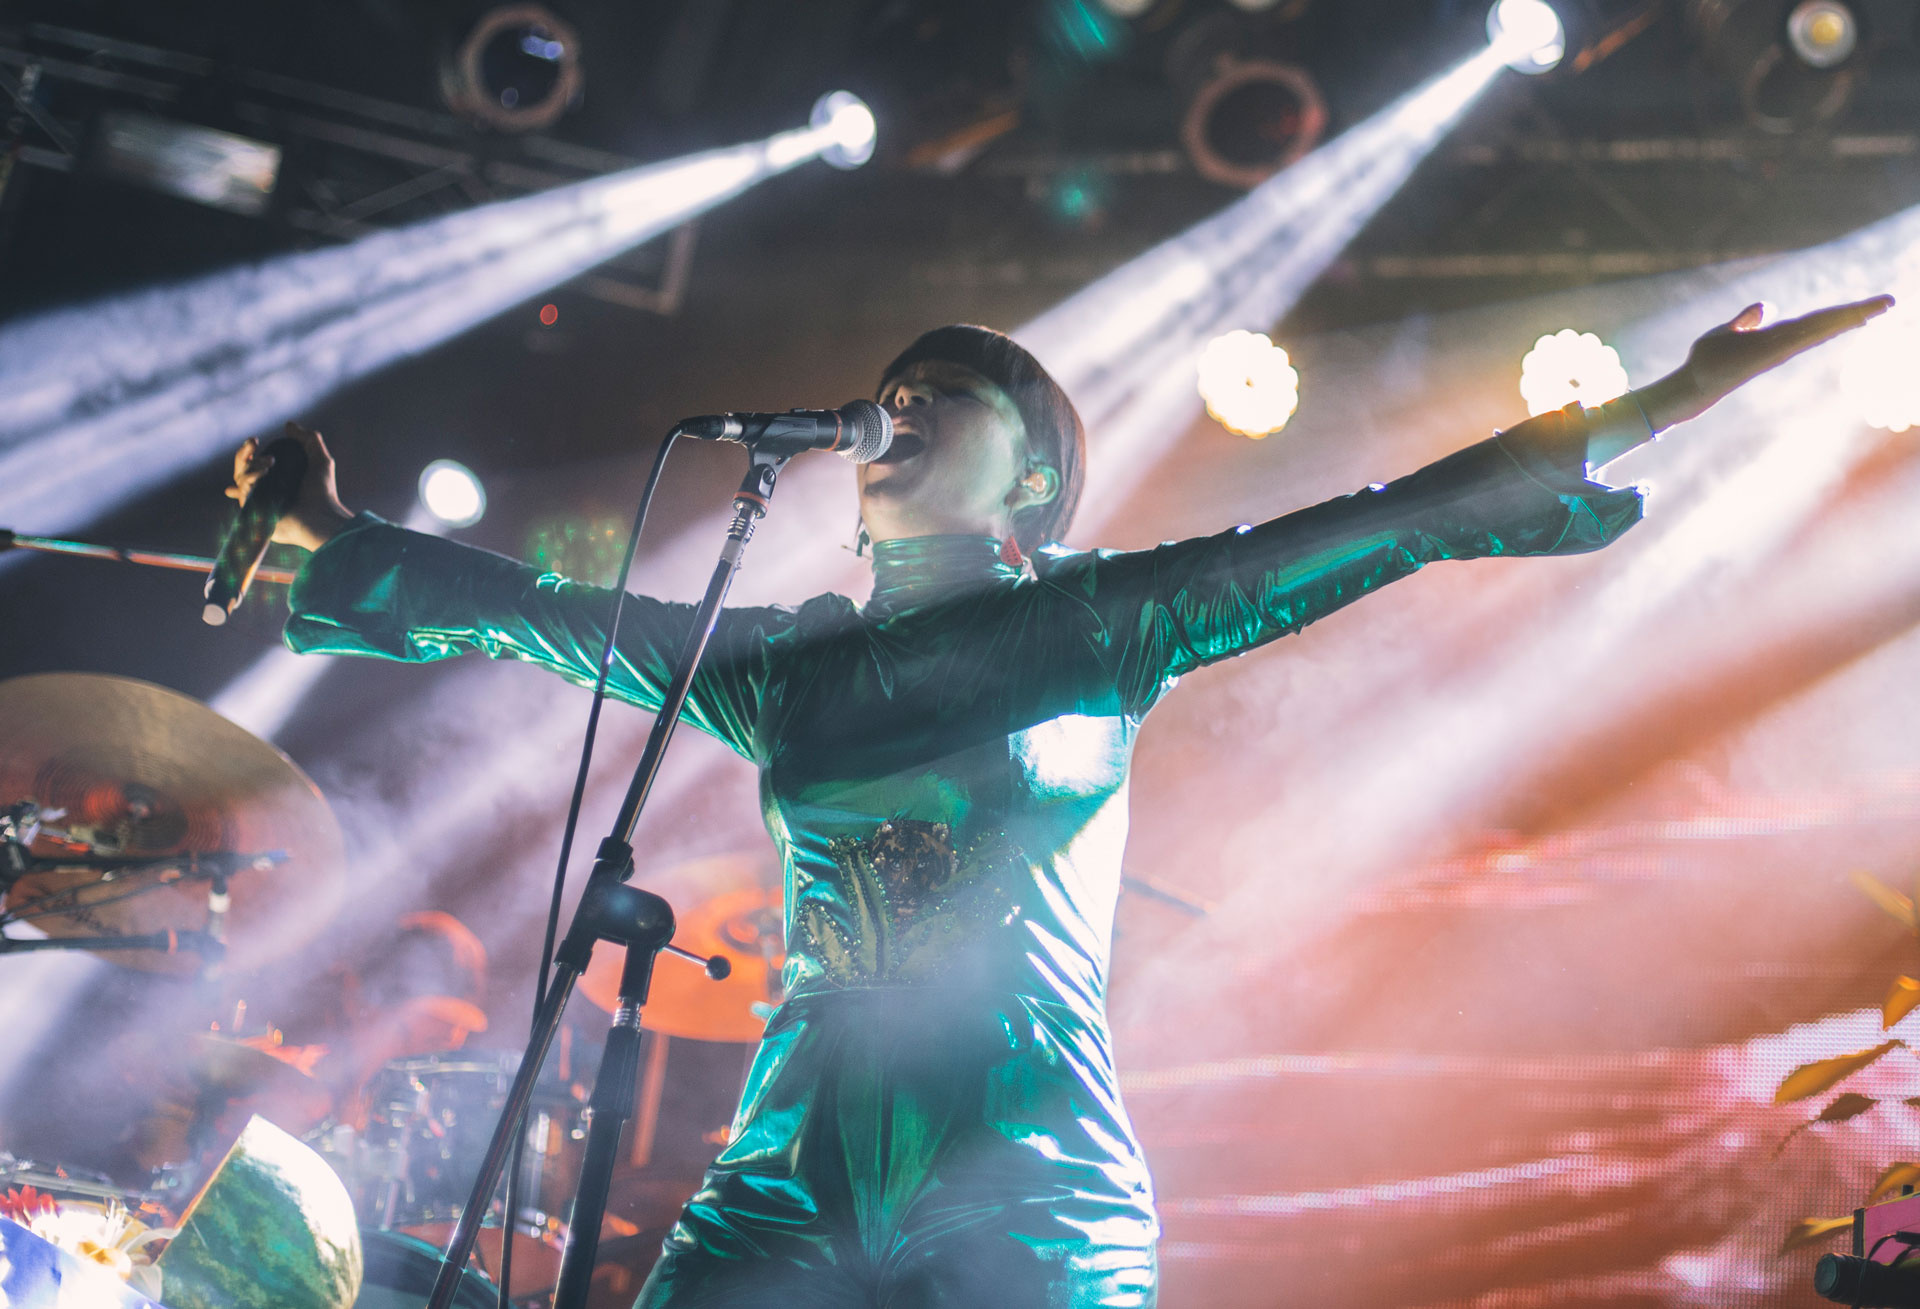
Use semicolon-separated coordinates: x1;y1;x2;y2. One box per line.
0;97;874;540
1018;40;1514;514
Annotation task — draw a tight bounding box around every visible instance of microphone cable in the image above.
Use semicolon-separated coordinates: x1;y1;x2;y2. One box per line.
499;427;681;1309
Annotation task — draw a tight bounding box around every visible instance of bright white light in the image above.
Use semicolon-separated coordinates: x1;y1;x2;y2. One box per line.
1017;40;1510;511
0;106;863;542
419;459;487;527
1519;329;1630;416
1487;0;1566;74
1197;331;1301;438
1841;309;1920;433
812;91;876;170
1097;0;1156;14
1787;0;1858;69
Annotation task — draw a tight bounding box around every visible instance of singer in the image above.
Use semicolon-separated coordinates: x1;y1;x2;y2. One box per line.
232;301;1887;1307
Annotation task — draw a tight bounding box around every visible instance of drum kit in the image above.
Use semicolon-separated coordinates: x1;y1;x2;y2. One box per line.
0;672;788;1308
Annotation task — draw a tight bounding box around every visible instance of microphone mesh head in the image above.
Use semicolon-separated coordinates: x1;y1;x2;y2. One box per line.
836;400;893;464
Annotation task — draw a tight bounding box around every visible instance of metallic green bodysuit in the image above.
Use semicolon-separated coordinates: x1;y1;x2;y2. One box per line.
286;420;1640;1307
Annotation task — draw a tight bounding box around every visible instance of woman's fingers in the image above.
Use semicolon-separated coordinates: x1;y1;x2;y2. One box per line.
1769;295;1895;354
227;435;274;505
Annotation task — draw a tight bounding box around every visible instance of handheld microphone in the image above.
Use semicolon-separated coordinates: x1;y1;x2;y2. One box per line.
204;433;308;626
679;399;892;463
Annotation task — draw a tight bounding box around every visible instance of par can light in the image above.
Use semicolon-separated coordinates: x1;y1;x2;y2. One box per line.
440;4;583;132
1519;329;1630;416
1197;330;1300;438
1487;0;1567;73
418;459;487;528
812;91;878;170
1786;0;1859;68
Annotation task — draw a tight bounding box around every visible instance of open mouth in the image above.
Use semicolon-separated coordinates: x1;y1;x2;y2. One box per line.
874;429;926;464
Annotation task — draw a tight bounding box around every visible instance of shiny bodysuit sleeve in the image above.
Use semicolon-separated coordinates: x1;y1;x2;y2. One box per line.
1053;411;1645;715
283;515;783;760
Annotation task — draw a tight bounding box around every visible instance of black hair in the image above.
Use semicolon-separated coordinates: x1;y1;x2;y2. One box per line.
878;325;1087;553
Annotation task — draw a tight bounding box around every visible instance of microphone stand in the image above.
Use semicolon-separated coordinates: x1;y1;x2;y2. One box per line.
426;444;786;1309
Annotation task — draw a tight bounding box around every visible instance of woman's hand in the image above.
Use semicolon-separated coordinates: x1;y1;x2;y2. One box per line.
227;421;354;554
1638;294;1894;432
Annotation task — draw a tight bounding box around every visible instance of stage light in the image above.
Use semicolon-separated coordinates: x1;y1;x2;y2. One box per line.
0;101;872;541
1689;0;1862;132
1487;0;1567;73
92;113;281;216
1518;329;1630;416
1197;331;1300;438
418;459;487;528
1786;0;1859;68
440;3;584;132
1181;58;1328;190
812;92;877;170
1096;0;1156;14
1019;37;1514;515
1840;310;1920;433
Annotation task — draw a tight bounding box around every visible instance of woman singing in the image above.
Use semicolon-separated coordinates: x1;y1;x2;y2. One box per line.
233;296;1887;1307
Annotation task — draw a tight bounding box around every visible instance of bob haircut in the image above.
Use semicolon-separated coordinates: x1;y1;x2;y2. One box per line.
878;325;1087;554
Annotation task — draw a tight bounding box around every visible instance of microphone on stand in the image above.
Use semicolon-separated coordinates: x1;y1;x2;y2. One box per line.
203;433;308;626
679;399;892;463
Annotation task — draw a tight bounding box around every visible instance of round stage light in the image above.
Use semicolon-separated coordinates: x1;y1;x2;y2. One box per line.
440;4;583;132
1487;0;1567;74
1197;330;1300;438
812;92;877;170
1180;58;1328;191
1786;0;1859;68
1841;310;1920;434
419;459;487;528
1518;329;1630;416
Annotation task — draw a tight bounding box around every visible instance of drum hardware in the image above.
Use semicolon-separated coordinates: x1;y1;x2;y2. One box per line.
580;874;781;1045
358;1228;500;1309
0;673;345;975
426;439;782;1309
314;1050;590;1294
0;526;298;586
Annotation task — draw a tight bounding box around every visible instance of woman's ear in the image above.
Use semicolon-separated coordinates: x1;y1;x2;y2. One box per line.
1010;464;1059;509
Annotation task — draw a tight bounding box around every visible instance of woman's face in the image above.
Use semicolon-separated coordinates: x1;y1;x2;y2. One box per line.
858;359;1057;544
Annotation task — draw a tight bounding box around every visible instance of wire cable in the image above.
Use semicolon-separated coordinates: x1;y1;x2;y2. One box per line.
497;429;680;1309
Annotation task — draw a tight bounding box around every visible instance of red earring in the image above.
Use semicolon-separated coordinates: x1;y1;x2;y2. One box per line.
999;535;1025;568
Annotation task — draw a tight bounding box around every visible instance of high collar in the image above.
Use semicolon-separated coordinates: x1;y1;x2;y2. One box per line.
864;534;1020;619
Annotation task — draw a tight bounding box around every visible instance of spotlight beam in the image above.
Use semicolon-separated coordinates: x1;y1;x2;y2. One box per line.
205;41;1520;920
0;105;869;539
1021;42;1513;516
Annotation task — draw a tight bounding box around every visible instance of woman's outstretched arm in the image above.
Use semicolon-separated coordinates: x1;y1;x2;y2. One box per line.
1063;294;1892;715
1587;296;1892;465
228;424;778;760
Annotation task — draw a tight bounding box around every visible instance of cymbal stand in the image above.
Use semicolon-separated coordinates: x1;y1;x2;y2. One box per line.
427;445;782;1309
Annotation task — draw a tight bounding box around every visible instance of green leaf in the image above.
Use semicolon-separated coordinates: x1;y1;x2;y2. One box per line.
1776;1041;1905;1104
1888;977;1920;1029
1870;1162;1920;1202
1853;870;1917;933
1780;1216;1854;1254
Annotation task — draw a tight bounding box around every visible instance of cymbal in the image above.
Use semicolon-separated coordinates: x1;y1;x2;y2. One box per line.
0;673;346;974
582;861;783;1043
183;1033;336;1129
127;1032;337;1168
